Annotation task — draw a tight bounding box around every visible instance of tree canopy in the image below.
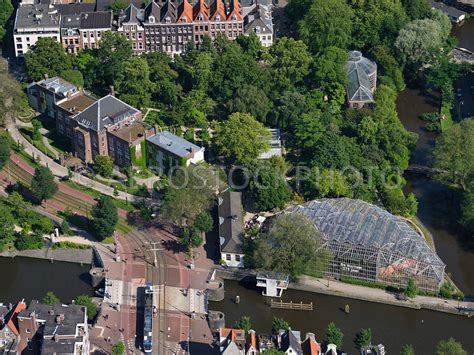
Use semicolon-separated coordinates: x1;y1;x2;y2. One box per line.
31;166;58;202
435;338;467;355
254;213;330;280
42;291;60;305
91;196;118;241
326;322;344;349
354;328;372;350
25;38;72;81
74;294;97;321
93;155;114;178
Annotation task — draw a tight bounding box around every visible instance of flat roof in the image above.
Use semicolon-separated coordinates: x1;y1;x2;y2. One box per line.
147;131;203;158
80;11;112;29
57;92;97;115
109;121;152;144
15;3;60;31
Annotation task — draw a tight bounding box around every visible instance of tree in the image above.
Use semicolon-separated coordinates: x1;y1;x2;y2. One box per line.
401;344;415;355
74;295;97;321
298;0;354;53
31;119;42;141
0;135;10;170
25;37;72;81
303;168;351;200
93;32;132;92
326;322;343;349
268;37;312;90
31;166;58;202
404;278;418;298
112;341;125;355
272;317;289;334
60;220;73;236
91;196;118;241
93;155;113;178
0;0;13;44
109;0;128;16
395;18;449;69
435;338;467;355
402;0;430;20
460;181;474;232
194;211;213;233
254;213;330;280
214;112;270;164
0;204;15;245
227;85;272;122
117;56;153;108
433;119;474;191
180;227;203;251
311;46;348;93
261;350;284;355
146;52;182;107
248;160;292;211
233;316;251;335
354;328;372;350
161;165;223;228
42;291;60;305
60;69;84;87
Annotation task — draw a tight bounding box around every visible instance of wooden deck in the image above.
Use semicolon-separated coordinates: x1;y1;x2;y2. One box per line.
270;300;313;311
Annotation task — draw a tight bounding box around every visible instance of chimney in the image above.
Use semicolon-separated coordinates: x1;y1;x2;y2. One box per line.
109;85;115;96
44;73;49;80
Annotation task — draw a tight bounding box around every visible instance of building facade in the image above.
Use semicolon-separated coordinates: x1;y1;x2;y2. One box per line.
60;14;81;54
117;4;146;54
243;3;273;47
146;131;204;171
79;11;112;50
13;2;61;57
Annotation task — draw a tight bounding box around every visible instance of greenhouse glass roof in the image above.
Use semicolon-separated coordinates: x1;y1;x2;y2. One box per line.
289;199;445;272
346;51;377;103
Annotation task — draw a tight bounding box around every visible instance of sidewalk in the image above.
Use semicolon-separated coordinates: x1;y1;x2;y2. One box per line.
6;116;141;202
293;276;473;315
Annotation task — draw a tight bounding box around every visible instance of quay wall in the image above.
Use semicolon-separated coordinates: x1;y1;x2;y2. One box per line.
0;248;93;265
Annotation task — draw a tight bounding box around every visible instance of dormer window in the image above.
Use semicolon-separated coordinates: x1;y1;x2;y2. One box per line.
149;15;155;23
255;26;260;33
216;15;220;21
182;16;187;23
198;14;203;21
166;16;171;23
231;14;237;21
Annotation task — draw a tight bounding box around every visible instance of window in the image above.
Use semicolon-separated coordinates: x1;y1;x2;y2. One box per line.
16;37;21;42
26;37;30;42
16;44;22;49
182;16;187;23
97;31;101;38
26;329;31;334
83;32;87;38
149;16;155;23
235;254;241;262
90;32;94;38
226;254;231;261
166;16;171;24
138;32;142;39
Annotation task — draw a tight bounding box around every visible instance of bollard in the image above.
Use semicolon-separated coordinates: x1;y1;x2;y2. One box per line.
345;304;350;314
235;295;240;304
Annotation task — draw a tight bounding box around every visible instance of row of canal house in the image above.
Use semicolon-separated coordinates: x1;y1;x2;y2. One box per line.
13;0;274;58
27;76;205;170
220;327;387;355
0;300;89;354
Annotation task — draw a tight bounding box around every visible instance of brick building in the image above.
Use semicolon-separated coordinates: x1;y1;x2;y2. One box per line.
79;11;112;49
117;4;146;54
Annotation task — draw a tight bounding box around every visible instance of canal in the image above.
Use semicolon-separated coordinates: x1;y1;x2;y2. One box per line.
210;280;474;354
211;18;474;354
0;257;93;304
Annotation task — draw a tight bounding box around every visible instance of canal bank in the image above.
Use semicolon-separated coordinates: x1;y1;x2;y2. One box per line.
0;247;93;265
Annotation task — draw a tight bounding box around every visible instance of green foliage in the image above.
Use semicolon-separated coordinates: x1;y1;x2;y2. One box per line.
354;328;372;350
42;291;60;305
117;56;153;108
109;0;128;16
74;294;97;321
326;322;344;349
15;232;43;250
254;213;330;280
31;166;58;202
460;181;474;233
248;160;292;211
400;344;415;355
214;112;270;164
91;196;118;241
233;316;252;335
433;119;474;191
60;69;84;88
402;0;430;20
311;46;348;93
439;281;464;300
227;85;272;122
25;38;72;81
0;203;15;246
93;155;113;178
261;350;285;355
298;0;354;53
112;341;126;355
435;338;467;355
60;220;73;236
180;227;203;251
0;135;11;170
194;211;213;233
31;119;42;141
381;187;418;217
303;168;351;200
0;0;13;44
271;317;289;334
404;278;418;298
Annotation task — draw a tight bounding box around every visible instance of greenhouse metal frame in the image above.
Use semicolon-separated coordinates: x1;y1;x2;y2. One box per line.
290;198;446;293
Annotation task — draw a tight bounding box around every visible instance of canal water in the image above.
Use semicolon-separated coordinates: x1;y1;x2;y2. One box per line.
210;280;474;354
211;18;474;354
0;257;93;304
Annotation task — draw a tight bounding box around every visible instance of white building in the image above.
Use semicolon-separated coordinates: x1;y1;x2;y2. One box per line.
219;190;245;268
13;2;61;57
256;271;289;297
243;3;273;47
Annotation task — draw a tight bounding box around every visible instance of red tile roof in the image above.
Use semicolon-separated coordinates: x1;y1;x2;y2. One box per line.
227;0;242;21
6;301;27;336
193;0;209;21
210;0;226;21
302;335;321;355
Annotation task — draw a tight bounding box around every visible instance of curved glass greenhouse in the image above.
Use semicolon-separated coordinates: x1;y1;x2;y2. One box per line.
288;198;446;293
